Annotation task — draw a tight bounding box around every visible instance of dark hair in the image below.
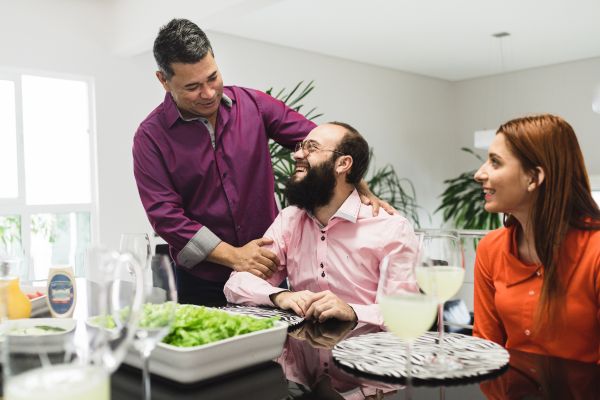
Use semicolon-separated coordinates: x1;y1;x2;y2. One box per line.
329;121;370;184
499;114;600;325
153;18;213;80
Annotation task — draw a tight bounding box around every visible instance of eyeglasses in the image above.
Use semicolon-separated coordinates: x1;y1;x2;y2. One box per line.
294;140;345;156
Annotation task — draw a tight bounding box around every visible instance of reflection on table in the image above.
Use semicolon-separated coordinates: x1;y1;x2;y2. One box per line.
3;308;599;400
481;349;600;400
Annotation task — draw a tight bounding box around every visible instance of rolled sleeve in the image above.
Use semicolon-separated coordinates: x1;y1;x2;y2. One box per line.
176;226;222;269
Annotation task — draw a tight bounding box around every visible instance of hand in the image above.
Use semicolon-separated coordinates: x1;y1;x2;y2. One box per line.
271;290;315;317
301;320;357;349
304;290;357;323
231;238;280;279
357;179;395;216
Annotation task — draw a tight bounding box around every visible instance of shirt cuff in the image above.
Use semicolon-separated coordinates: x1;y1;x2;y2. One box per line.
176;226;222;269
348;303;384;327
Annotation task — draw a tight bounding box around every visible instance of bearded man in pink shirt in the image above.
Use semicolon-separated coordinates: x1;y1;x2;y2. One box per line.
224;122;418;326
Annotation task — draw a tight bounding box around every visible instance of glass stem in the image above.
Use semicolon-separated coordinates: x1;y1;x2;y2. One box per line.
405;340;413;400
141;352;151;400
437;302;445;357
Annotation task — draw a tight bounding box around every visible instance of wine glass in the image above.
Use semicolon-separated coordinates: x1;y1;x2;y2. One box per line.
414;230;465;371
378;248;438;389
120;234;177;400
119;233;151;269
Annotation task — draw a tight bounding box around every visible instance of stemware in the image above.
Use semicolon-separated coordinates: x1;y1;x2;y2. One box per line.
120;234;177;400
3;247;145;400
414;230;465;371
378;248;438;389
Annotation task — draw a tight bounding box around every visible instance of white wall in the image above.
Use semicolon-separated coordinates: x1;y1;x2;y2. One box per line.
453;57;600;175
1;2;453;252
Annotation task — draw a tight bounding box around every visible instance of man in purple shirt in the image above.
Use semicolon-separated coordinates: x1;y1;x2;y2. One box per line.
133;19;390;305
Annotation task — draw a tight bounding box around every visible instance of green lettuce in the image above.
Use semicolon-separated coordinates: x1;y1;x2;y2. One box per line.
163;304;277;347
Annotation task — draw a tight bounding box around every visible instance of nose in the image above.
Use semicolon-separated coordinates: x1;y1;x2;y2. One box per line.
199;85;215;100
292;146;305;160
474;163;487;183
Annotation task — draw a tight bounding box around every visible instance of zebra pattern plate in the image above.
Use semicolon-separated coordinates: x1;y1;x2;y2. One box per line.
219;304;305;329
332;331;509;384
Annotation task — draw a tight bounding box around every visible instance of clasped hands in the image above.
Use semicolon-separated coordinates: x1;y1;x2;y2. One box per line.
270;290;357;323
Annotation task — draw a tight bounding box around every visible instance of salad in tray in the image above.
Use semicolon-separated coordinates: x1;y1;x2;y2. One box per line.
89;304;278;348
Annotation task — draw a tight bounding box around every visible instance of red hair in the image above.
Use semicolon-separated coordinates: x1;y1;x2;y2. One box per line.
498;114;600;324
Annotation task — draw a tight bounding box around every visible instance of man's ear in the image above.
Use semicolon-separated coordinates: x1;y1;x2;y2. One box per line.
527;166;545;192
336;155;353;175
156;71;170;92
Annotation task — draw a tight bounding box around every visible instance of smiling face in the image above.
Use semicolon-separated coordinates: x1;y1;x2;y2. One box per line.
156;52;223;121
474;133;537;218
291;124;346;181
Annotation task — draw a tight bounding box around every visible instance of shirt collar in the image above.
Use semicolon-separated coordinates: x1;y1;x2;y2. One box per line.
307;189;362;229
332;189;361;223
502;224;589;287
163;92;233;128
503;225;542;286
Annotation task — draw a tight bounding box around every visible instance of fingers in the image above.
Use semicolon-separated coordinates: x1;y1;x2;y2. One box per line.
287;299;304;317
380;200;396;215
258;249;280;272
254;237;274;246
371;200;381;216
359;193;373;206
247;268;268;280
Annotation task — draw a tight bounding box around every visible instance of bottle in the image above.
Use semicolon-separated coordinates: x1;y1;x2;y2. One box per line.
0;260;32;319
46;265;77;318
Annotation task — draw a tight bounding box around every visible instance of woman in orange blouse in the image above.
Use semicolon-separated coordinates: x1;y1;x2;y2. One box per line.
472;114;600;363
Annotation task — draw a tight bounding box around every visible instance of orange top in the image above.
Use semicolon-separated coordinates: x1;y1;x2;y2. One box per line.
473;225;600;363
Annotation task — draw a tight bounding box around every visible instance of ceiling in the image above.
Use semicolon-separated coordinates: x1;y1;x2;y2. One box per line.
113;0;600;81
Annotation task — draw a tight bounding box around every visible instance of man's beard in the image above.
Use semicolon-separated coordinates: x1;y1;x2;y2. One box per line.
284;158;337;214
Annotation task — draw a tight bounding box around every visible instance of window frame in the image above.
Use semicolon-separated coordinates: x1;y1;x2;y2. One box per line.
0;67;99;276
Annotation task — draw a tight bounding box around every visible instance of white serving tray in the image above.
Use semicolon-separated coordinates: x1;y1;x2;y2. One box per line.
123;316;288;383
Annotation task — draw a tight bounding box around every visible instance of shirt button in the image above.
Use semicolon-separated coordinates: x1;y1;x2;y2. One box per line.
528;290;535;296
321;230;326;234
222;172;227;178
320;263;324;268
525;329;531;336
321;236;325;241
321;271;325;278
536;271;541;276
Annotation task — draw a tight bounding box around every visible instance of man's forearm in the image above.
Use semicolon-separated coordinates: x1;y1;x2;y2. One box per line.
206;241;237;269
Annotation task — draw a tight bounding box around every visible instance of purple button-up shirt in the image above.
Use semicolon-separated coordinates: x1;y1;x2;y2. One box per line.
133;86;316;282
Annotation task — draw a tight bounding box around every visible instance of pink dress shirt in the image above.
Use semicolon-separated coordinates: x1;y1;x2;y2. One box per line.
223;190;419;326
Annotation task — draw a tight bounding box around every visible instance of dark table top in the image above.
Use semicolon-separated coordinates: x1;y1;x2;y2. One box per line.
107;320;600;400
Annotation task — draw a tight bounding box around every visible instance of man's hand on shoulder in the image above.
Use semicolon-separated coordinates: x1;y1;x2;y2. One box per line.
208;238;279;279
304;290;358;323
270;290;315;317
356;179;395;216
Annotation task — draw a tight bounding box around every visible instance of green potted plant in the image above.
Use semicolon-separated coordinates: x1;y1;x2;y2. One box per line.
267;81;423;227
436;148;502;230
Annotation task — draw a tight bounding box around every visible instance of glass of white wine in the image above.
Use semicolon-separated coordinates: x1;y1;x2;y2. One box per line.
378;249;438;385
414;230;465;371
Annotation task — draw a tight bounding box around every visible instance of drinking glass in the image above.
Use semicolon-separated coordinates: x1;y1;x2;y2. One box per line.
119;233;151;269
2;247;145;400
378;249;438;387
414;230;465;371
119;253;177;400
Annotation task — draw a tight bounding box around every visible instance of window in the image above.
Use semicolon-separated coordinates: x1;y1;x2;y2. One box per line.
0;71;97;281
